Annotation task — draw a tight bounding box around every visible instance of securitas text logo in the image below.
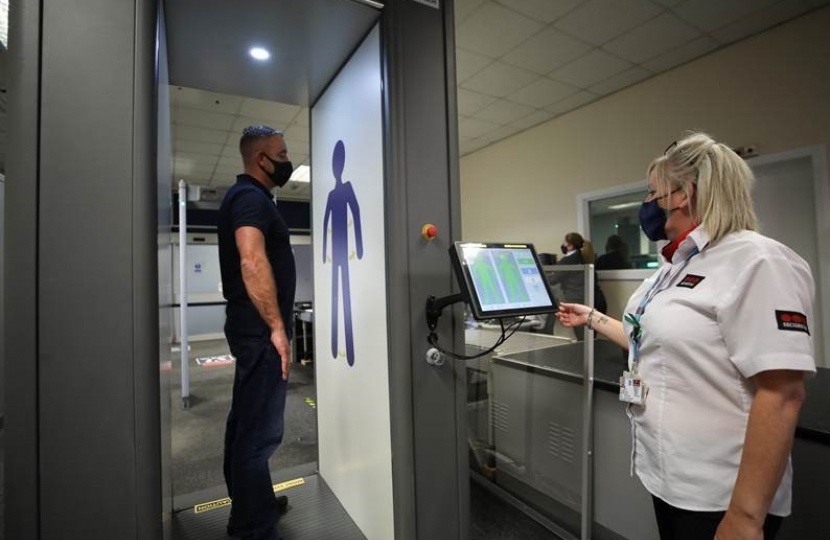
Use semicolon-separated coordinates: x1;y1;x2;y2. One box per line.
677;274;705;289
775;310;810;335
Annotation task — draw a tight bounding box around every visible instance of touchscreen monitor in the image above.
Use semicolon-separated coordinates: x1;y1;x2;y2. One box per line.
449;242;557;320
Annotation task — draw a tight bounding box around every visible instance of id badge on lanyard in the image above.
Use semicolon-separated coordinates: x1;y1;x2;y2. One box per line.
620;248;700;407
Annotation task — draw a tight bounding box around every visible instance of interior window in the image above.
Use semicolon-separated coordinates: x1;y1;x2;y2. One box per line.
588;191;659;269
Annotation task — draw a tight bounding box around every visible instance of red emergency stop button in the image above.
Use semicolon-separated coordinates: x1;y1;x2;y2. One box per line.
421;223;438;241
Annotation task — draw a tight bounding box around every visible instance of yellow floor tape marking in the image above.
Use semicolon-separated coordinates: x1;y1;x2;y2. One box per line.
194;477;306;514
304;397;317;409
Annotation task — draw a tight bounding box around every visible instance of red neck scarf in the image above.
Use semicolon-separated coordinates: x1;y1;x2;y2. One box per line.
661;226;697;262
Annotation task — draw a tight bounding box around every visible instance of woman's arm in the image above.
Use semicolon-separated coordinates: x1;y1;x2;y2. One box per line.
556;302;629;350
715;369;806;540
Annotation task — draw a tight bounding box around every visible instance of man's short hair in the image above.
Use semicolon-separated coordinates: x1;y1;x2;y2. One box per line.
239;125;284;164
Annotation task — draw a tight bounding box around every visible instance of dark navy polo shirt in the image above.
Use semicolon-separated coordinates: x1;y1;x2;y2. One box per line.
218;174;296;337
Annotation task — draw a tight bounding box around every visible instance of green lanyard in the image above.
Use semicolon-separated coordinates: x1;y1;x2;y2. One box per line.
626;247;700;373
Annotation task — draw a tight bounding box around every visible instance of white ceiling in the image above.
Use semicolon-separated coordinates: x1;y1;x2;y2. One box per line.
170;86;311;200
168;0;829;199
456;0;829;155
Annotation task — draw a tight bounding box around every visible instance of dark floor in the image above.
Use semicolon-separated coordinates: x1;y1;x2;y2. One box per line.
0;339;564;540
470;480;562;540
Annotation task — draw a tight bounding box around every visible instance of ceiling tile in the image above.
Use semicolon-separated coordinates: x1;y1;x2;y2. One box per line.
238;98;302;123
286;139;309;155
217;156;242;169
545;90;599;115
173;125;231;145
173;139;224;156
222;144;241;158
461;61;539;97
284;125;310;143
291;108;310;128
456;0;487;23
291;153;309;166
457;88;499;116
588;66;652;95
174;161;215;176
459;116;502;138
213;166;239;178
642;35;719;72
456;1;545;58
171;86;243;115
554;0;663;46
176;151;218;168
674;0;779;33
507;77;580;108
460;138;492;155
474;99;536;124
507;108;557;130
493;0;586;23
603;13;701;63
710;0;813;45
501;27;593;74
549;49;632;88
456;48;494;84
173;107;236;131
478;124;525;142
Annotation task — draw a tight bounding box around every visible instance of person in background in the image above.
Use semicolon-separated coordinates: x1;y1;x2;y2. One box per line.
596;234;631;270
218;125;296;540
549;232;607;340
556;132;815;540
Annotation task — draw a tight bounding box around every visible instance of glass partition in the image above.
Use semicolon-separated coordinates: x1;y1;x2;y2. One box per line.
466;265;597;540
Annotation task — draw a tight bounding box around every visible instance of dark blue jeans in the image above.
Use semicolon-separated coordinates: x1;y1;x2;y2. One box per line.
224;327;287;540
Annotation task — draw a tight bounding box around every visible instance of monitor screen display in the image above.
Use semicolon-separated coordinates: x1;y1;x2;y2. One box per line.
450;242;556;320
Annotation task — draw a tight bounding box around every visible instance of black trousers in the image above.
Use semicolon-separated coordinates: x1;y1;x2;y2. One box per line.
653;496;783;540
224;327;288;540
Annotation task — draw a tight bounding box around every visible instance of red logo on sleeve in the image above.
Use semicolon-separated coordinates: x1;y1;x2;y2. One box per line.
775;310;810;335
677;274;705;289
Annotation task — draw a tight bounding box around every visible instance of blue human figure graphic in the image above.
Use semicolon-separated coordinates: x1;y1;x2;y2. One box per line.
322;140;363;366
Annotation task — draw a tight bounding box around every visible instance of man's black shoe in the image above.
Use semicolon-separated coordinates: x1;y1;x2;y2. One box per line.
227;496;290;537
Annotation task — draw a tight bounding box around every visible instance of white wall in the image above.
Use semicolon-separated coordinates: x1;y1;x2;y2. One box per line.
311;25;394;540
460;8;830;365
460;8;830;254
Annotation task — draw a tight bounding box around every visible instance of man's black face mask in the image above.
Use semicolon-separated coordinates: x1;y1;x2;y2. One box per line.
263;154;294;188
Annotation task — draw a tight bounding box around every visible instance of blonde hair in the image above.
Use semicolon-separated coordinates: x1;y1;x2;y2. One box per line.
647;132;758;244
581;240;597;264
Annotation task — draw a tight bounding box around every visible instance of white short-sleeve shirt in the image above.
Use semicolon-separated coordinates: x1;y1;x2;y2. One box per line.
623;229;816;515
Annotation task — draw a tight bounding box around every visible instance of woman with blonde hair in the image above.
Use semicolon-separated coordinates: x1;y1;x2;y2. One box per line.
557;132;815;540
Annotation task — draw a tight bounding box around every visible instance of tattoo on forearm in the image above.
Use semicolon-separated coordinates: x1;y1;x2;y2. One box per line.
598;315;608;326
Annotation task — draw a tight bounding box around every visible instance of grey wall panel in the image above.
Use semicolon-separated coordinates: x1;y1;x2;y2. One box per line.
134;0;163;539
36;0;160;538
381;1;466;539
157;5;174;535
5;0;42;537
39;0;136;533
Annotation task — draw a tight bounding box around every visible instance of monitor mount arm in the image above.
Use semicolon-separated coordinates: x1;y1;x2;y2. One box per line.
425;293;464;333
